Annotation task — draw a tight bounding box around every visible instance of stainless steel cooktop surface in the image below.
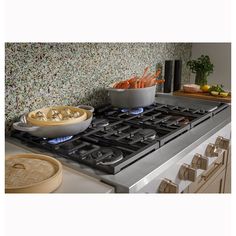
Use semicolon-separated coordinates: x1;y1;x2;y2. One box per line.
7;94;231;192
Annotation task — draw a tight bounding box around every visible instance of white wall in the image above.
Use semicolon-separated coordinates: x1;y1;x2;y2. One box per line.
190;43;231;90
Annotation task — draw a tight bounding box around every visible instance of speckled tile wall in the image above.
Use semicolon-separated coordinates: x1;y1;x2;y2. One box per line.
5;43;192;133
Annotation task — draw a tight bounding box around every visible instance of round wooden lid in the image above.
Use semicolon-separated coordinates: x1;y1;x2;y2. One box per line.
5;153;63;193
27;106;87;126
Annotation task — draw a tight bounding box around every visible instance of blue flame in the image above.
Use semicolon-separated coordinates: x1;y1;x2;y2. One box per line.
121;107;144;115
48;136;73;144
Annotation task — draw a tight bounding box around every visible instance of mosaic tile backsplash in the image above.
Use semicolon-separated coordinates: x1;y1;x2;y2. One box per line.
5;43;192;133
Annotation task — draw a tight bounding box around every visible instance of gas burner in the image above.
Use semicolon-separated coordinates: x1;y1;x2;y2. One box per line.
91;148;123;165
122;128;157;144
47;136;73;144
92;118;109;128
179;118;190;125
139;129;157;141
121;107;144;115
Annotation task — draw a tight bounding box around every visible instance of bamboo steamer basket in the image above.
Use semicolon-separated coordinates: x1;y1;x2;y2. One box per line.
27;106;87;127
5;153;63;193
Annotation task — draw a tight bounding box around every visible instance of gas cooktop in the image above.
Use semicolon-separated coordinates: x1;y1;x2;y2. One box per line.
11;96;229;174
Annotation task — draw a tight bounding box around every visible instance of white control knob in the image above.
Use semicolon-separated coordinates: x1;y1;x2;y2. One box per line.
158;178;179;193
215;136;230;150
178;163;197;182
191;153;208;170
205;143;221;157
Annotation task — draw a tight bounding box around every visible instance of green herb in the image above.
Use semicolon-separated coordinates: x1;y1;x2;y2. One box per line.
187;55;214;76
208;84;225;93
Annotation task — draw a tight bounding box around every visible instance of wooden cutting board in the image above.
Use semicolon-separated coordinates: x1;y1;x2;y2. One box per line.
173;90;231;103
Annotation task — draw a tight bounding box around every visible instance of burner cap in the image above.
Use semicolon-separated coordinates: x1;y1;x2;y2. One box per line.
92;119;109;128
91;148;123;165
121;107;144;115
139;129;157;141
180;118;190;125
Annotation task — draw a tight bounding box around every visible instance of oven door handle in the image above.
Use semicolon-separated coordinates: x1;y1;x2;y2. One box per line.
201;157;225;182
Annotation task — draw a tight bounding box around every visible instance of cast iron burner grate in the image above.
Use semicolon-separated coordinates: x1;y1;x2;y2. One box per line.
96;103;213;128
11;129;159;174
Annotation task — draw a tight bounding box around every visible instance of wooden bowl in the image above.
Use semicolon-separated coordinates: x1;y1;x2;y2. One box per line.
5;153;63;193
27;106;87;127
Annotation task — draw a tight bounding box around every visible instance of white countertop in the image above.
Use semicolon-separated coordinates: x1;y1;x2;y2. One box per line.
5;142;114;193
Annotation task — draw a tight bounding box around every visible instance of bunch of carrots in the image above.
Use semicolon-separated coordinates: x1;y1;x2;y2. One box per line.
113;66;165;89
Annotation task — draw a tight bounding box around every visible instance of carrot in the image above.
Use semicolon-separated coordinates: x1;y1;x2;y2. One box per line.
144;73;152;80
125;81;130;89
113;65;161;89
156;79;165;85
155;69;161;78
141;66;150;79
116;82;122;89
128;76;138;83
150;78;156;86
120;81;130;89
119;82;125;88
114;82;122;89
141;81;144;88
129;82;134;88
144;74;153;87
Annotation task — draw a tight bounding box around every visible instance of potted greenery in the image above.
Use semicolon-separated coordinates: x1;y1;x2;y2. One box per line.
187;55;214;86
